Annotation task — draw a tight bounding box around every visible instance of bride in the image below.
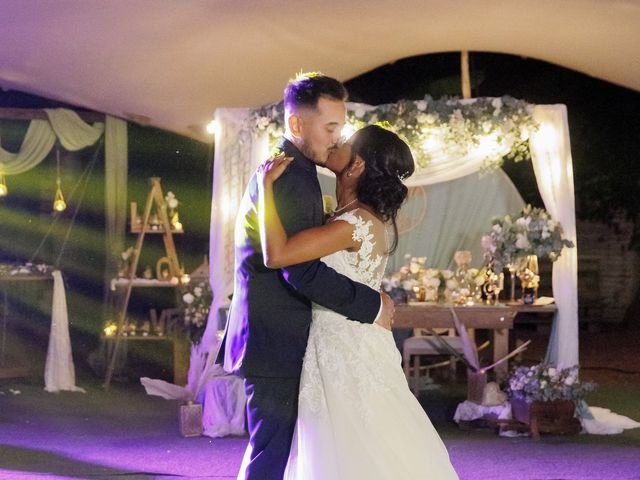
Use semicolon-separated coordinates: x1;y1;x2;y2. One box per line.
257;125;459;479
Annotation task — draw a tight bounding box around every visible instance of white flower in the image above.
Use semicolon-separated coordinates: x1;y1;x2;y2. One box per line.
441;270;454;280
183;293;195;304
481;235;497;253
516;216;531;227
425;277;441;288
425;268;439;278
515;233;530;249
354;107;366;118
541;230;551;239
547;367;557;377
491;98;503;109
194;287;203;297
565;376;575;386
446;279;459;290
416;100;427;111
492;224;503;234
474;275;485;287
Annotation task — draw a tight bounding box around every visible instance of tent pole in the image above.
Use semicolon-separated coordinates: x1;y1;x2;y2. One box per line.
461;51;472;99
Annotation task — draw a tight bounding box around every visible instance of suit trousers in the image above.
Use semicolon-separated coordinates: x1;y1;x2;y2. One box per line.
240;376;300;480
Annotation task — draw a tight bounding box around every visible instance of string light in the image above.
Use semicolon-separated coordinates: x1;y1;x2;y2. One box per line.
53;146;67;212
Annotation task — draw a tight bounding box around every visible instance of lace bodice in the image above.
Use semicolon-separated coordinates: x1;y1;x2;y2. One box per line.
321;209;388;290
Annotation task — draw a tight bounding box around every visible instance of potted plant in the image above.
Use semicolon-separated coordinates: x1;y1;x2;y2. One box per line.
507;364;595;439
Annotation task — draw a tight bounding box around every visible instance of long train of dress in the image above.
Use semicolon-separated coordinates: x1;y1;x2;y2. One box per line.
284;210;459;479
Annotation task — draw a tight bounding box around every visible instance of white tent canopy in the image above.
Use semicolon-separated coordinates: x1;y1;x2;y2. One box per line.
0;0;638;141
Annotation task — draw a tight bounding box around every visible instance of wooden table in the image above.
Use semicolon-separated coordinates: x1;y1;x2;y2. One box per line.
393;302;557;380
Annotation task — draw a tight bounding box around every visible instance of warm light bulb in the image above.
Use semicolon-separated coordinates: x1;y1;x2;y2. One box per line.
53;182;66;212
206;119;219;136
180;273;191;285
174;221;183;231
104;324;117;336
53;198;67;212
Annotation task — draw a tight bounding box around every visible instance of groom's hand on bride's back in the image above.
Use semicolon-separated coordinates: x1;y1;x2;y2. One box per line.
375;293;395;330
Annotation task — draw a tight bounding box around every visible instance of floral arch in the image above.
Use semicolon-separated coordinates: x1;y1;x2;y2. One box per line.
207;97;578;370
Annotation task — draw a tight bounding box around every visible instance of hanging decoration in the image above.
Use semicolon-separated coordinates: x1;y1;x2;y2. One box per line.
248;95;538;171
53;146;67;212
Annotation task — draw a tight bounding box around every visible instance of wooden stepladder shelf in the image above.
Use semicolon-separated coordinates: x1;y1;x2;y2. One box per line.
103;177;187;389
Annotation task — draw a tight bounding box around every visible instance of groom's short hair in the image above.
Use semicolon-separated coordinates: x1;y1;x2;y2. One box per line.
284;72;348;113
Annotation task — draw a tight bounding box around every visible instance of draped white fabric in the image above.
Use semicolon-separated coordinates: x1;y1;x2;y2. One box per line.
104;116;128;276
530;105;579;369
44;271;85;393
207;102;578;371
205;108;267;347
0;120;56;175
44;109;105;151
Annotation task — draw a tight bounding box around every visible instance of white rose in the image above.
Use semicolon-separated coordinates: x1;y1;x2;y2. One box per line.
565;376;575;386
183;293;195;304
541;229;551;239
491;98;503;109
354;107;366;118
416;100;427;111
547;367;557;377
492;224;503;234
194;287;203;297
168;198;179;209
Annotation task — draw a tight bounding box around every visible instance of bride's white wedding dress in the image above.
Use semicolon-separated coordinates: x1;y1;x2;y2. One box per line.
284;209;459;480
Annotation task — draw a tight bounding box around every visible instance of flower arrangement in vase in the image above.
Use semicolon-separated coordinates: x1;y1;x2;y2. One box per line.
181;280;212;345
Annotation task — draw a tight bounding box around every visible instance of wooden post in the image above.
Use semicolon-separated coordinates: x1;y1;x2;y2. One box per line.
461;51;472;99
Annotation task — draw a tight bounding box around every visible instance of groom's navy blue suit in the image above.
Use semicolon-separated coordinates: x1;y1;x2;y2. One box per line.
216;138;381;479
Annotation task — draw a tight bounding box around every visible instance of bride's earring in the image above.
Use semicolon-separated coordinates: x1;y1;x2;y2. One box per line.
347;171;352;177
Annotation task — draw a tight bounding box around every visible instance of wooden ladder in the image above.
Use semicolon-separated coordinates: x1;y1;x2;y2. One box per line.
103;177;183;389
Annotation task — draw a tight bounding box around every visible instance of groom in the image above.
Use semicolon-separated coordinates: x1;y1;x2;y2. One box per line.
216;73;395;479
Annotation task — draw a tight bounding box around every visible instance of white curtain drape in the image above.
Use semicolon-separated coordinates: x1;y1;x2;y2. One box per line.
104;116;128;276
0;120;57;174
530;105;579;369
206;108;267;346
207;102;578;371
44;270;86;393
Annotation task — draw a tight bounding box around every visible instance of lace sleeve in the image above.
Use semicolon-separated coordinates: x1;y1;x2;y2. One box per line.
334;209;372;242
333;209;386;289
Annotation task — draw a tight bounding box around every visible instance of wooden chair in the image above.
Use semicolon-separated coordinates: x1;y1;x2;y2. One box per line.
403;328;489;396
402;328;462;396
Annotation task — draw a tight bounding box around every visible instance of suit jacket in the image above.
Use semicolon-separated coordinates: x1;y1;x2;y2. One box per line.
216;138;381;378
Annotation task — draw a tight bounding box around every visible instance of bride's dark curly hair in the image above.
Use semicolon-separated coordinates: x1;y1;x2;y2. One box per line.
349;125;415;254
